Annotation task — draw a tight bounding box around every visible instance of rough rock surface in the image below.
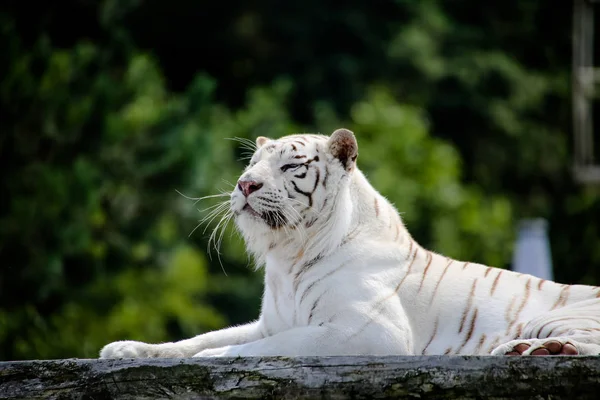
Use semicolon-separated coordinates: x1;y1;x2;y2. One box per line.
1;356;599;399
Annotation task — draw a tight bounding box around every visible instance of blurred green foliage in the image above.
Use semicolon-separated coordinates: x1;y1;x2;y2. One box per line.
1;0;598;360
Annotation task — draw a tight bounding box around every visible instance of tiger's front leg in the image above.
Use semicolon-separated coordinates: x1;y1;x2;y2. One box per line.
193;325;344;357
100;320;263;358
193;323;412;357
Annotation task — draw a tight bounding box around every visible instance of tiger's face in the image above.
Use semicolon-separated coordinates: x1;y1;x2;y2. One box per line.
231;129;358;247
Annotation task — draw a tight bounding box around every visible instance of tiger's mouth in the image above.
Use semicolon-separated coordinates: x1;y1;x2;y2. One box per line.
243;203;261;218
243;203;287;228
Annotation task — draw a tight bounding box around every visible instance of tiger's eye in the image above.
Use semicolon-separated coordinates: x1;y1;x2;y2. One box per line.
281;164;301;172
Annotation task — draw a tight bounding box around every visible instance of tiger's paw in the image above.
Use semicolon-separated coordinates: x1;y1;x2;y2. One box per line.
100;340;155;359
100;340;188;358
491;338;589;356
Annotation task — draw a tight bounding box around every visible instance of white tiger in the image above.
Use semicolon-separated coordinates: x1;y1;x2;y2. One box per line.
100;128;600;358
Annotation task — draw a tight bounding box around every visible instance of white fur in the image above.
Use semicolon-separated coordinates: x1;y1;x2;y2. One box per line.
100;130;600;358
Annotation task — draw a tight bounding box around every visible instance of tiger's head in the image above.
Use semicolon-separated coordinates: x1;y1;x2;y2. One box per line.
231;128;359;261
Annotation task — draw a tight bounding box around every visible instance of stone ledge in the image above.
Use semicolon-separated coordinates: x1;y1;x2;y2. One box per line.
0;356;599;399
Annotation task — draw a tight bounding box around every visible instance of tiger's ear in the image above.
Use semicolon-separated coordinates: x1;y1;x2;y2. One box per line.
328;128;358;172
256;136;271;148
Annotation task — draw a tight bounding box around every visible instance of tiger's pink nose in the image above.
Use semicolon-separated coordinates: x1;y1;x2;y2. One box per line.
238;180;263;197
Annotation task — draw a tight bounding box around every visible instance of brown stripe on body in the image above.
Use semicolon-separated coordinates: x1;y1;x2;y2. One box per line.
462;262;470;270
429;259;453;306
484;267;493;277
515;323;524;338
490;270;504;296
421;317;439;354
293;254;324;292
341;225;362;246
307;290;328;324
374;197;380;217
456;308;479;354
395;247;419;293
550;285;570;310
459;279;478;333
506;279;531;333
417;252;434;294
515;279;532;317
406;240;413;259
547;318;600;337
535;316;600;338
537;279;546;290
534;316;567;338
504;296;517;324
299;262;347;305
473;333;487;354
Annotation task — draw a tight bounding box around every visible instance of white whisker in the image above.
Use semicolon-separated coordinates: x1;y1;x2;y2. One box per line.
225;137;258;154
176;189;231;206
221;179;236;189
201;203;231;234
197;201;231;214
188;221;204;238
208;208;235;275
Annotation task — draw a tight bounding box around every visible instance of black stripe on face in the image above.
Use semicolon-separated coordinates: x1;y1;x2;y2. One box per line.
257;196;280;204
304;156;319;164
312;168;320;191
283;181;296;200
292;181;313;207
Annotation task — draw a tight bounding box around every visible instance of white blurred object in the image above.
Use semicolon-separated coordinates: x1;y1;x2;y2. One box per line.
511;218;554;280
